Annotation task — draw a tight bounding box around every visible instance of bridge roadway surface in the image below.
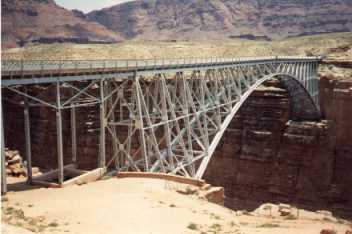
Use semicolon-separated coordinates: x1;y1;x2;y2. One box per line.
1;56;321;86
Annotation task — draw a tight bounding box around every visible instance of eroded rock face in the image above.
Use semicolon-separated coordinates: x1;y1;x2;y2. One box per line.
87;0;352;40
204;74;352;218
1;0;123;49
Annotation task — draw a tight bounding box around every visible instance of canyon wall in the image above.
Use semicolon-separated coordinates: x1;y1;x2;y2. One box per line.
3;86;108;171
204;73;352;218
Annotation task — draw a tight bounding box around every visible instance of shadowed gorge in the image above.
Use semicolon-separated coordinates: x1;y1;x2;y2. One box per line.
204;75;352;219
1;1;352;233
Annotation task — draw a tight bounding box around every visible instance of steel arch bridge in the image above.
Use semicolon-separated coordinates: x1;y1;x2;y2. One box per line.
1;56;321;192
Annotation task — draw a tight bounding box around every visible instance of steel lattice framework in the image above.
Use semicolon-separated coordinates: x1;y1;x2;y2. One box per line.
1;56;321;193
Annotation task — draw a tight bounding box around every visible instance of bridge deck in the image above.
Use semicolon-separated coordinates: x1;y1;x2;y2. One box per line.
1;56;321;86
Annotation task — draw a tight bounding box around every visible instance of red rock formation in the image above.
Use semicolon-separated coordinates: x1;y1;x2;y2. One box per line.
87;0;352;40
1;0;123;49
204;75;352;218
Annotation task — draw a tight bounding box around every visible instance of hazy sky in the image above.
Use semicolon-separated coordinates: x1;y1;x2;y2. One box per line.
55;0;134;13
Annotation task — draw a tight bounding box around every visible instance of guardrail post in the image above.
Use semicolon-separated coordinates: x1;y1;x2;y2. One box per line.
20;59;24;78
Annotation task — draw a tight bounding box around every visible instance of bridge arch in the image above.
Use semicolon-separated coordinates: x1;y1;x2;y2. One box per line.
195;73;321;178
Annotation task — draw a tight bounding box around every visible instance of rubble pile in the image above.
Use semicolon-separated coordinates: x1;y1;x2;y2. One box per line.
5;149;27;177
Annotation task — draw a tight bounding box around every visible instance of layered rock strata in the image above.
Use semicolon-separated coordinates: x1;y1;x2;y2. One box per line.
204;75;352;218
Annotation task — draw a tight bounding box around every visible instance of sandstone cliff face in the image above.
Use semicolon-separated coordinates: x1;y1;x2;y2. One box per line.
3;0;352;48
87;0;352;40
1;0;123;49
203;74;352;218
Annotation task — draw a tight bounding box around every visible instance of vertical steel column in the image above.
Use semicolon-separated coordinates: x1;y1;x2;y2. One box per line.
181;72;195;176
24;91;33;184
107;81;119;169
135;76;149;170
1;101;7;194
200;71;210;151
70;104;77;164
99;79;106;168
56;82;64;185
160;77;174;169
313;62;320;107
304;62;308;88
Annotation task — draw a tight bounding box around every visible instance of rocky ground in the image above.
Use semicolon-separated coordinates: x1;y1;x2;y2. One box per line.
2;32;351;60
1;178;352;234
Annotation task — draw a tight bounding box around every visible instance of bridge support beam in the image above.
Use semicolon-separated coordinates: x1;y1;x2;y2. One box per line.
135;77;149;171
99;79;106;169
24;89;33;184
56;82;64;185
71;105;77;164
1;102;7;195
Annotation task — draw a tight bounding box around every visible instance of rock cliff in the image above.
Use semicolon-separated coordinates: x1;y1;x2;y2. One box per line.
87;0;352;40
1;0;123;49
204;70;352;218
2;0;352;48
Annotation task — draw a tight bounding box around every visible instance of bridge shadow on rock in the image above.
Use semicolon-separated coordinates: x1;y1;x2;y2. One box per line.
203;77;351;220
278;75;320;121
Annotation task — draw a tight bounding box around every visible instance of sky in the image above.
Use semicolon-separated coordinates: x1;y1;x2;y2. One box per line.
55;0;134;13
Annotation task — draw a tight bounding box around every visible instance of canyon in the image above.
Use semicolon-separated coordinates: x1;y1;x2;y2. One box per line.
3;62;352;219
204;70;352;219
2;1;352;233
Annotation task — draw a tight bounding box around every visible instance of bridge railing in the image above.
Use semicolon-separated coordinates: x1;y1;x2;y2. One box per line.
2;56;321;76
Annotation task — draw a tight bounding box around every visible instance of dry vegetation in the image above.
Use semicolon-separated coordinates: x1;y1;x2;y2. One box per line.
2;32;351;61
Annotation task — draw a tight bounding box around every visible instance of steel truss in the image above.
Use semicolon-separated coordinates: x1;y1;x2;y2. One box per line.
1;57;321;193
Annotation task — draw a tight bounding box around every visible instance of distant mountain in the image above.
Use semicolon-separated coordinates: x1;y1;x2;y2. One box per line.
87;0;352;40
2;0;352;49
1;0;123;49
